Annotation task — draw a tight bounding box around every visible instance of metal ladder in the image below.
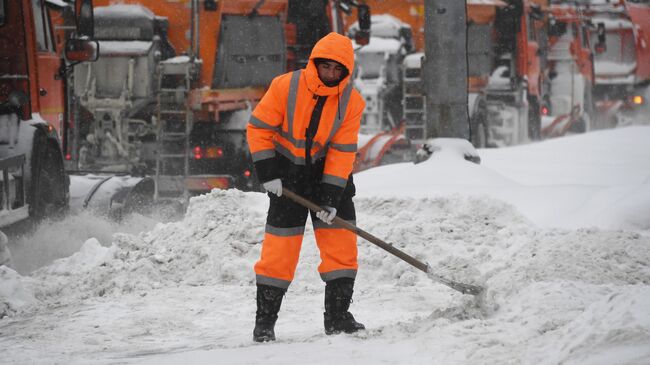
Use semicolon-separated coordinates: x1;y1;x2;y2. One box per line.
402;63;427;144
154;60;193;200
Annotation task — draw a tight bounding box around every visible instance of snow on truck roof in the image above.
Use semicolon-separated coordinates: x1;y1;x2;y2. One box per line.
591;16;635;29
94;4;156;20
466;0;507;5
349;14;412;39
403;52;424;68
354;37;403;54
45;0;70;7
97;41;153;56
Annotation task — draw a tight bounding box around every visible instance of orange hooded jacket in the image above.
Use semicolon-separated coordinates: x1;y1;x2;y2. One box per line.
247;32;365;207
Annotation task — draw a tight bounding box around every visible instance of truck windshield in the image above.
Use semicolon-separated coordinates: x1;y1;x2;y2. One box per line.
593;28;636;65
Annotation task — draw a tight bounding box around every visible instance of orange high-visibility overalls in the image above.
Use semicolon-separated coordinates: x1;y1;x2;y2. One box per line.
247;32;365;289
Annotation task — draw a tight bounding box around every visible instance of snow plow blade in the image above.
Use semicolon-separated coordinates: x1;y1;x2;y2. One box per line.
70;174;155;219
281;188;484;296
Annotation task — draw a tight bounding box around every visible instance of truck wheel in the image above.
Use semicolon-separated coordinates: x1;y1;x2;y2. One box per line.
30;137;67;221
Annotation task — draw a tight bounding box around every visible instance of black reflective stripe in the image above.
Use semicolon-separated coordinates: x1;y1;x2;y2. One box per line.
330;143;357;152
313;219;356;230
322;174;348;188
286;70;301;141
252;149;276;162
320;269;357;282
265;224;305;237
249;115;279;131
325;82;354;144
256;274;291;289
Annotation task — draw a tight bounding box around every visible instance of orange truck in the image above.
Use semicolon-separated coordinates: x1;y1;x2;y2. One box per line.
70;0;289;201
353;0;552;148
68;0;370;205
541;2;597;137
580;0;650;126
0;0;97;231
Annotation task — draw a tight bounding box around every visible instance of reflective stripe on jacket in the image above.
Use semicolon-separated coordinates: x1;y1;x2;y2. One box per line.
247;32;365;206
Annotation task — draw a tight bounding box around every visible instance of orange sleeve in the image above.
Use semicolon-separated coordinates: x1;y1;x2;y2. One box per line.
247;74;289;182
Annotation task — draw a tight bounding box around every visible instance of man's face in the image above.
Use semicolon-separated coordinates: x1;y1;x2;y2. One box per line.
317;61;345;87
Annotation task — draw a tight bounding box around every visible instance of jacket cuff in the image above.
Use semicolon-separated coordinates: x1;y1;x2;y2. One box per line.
254;158;279;183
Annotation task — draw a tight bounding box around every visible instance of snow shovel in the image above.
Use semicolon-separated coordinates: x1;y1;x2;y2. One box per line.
282;188;484;296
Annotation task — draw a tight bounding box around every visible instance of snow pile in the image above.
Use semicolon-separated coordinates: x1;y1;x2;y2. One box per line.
0;266;37;318
38;238;117;276
9;209;159;275
2;127;649;364
527;285;650;364
30;190;267;303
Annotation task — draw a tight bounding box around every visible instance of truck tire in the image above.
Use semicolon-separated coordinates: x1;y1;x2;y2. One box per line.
29;133;67;221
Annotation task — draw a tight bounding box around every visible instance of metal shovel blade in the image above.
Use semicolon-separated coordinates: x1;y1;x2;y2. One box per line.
426;267;484;296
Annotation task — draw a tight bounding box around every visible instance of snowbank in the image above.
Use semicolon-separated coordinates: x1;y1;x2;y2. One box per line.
28;190;268;304
1;127;650;364
0;266;37;318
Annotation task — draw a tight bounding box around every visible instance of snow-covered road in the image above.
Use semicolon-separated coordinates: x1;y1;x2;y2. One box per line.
1;126;649;364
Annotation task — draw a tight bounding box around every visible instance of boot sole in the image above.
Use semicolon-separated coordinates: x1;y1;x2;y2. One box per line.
253;335;276;342
325;327;364;335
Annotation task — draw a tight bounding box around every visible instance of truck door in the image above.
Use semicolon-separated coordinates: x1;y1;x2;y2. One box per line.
32;0;65;134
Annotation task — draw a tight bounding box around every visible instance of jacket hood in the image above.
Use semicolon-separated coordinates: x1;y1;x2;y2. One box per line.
305;32;355;96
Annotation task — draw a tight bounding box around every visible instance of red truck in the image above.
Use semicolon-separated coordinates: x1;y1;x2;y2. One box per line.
0;0;97;259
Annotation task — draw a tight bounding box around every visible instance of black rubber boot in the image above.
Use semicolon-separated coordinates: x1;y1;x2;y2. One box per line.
324;278;365;335
253;284;286;342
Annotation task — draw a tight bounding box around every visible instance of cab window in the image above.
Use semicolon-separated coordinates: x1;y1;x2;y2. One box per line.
32;0;55;52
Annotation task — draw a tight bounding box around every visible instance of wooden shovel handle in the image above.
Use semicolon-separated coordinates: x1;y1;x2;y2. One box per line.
281;187;429;273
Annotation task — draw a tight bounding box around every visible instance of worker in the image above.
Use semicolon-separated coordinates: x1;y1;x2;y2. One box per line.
247;32;366;342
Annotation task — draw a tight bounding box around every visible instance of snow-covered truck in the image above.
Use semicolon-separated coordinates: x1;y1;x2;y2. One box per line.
347;15;414;172
69;0;288;204
581;0;650;126
0;0;98;263
541;3;597;138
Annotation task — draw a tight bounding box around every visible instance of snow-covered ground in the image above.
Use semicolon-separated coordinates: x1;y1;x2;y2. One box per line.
1;126;650;364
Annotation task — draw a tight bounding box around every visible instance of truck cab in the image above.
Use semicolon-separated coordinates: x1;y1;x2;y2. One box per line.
0;0;96;231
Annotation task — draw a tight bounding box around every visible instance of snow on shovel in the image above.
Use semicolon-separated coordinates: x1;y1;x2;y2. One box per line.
282;188;484;296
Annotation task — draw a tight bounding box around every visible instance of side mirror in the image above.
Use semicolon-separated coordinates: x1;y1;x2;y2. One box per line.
355;4;370;46
595;22;607;54
65;38;99;62
76;0;94;38
358;4;370;31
